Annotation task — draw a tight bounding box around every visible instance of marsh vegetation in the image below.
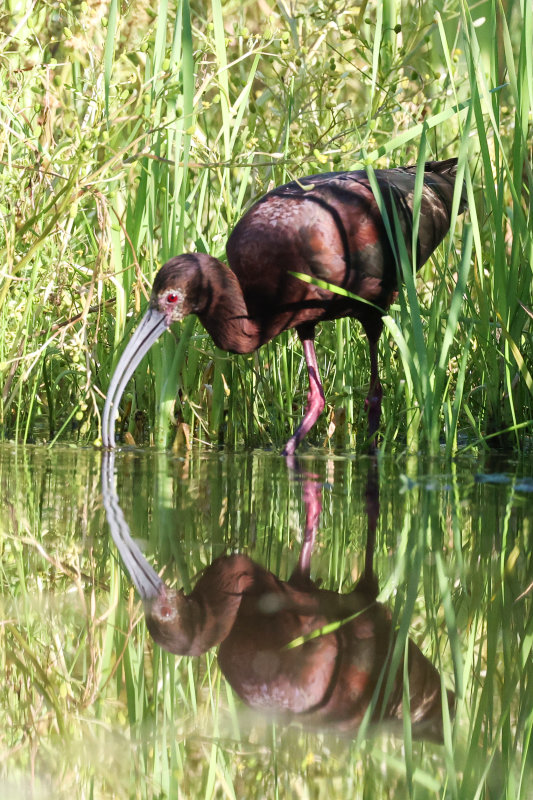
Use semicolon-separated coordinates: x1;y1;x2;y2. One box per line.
1;0;531;452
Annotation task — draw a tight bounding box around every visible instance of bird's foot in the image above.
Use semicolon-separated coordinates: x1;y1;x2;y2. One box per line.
281;440;296;458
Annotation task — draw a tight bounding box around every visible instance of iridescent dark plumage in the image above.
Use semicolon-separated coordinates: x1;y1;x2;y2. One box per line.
102;159;466;451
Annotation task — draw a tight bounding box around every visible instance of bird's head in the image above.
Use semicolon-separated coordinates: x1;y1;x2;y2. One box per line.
149;254;207;325
149;283;187;325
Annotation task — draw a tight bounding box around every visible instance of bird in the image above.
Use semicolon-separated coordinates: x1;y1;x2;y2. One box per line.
101;158;466;452
101;451;453;739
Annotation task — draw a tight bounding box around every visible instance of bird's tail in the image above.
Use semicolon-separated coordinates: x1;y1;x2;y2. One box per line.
424;158;467;213
424;157;460;173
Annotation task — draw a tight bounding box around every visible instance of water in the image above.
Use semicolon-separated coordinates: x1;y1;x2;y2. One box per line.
1;444;532;799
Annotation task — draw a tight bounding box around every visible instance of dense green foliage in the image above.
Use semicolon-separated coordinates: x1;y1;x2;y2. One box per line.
0;0;531;451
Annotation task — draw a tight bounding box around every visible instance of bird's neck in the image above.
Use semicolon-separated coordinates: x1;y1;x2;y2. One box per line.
194;259;261;354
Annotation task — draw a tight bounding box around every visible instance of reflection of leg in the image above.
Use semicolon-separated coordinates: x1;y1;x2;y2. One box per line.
282;328;325;456
356;456;380;599
285;456;323;587
296;478;323;582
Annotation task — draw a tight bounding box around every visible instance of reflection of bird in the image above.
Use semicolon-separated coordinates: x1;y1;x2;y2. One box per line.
101;452;454;740
101;159;466;452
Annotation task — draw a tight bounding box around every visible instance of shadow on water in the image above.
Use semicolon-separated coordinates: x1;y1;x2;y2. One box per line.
102;451;453;743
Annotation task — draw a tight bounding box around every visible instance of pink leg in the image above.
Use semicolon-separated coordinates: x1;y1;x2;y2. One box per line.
282;331;325;457
364;337;383;446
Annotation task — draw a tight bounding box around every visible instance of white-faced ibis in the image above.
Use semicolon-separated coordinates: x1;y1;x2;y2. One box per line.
101;452;453;739
102;159;466;451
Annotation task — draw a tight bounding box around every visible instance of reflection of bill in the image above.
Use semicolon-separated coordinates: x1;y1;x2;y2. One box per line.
102;452;453;741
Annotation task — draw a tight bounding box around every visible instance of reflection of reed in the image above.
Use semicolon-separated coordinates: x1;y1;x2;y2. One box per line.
102;452;453;741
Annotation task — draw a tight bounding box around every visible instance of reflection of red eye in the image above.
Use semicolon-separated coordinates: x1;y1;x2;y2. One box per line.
166;292;179;304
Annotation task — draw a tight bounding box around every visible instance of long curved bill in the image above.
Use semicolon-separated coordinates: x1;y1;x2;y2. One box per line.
101;307;168;447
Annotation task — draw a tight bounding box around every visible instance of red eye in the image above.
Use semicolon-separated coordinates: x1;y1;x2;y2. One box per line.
166;292;179;304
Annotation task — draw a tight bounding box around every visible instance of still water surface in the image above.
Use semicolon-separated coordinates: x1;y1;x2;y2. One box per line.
1;444;531;798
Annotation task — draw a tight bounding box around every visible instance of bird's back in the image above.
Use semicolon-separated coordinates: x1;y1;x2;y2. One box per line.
226;160;466;343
